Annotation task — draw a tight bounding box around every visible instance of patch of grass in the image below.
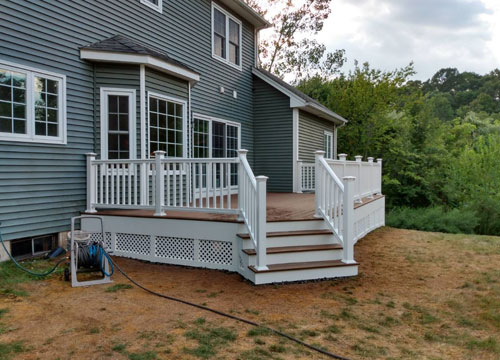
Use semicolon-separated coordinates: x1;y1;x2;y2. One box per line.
0;288;28;297
0;341;27;360
195;317;206;325
128;351;158;360
340;308;356;320
319;310;339;320
89;327;100;334
299;329;319;337
378;316;401;327
386;300;396;308
184;326;237;359
325;325;341;334
0;309;8;318
268;344;287;353
239;348;275;360
247;327;272;337
105;283;133;293
244;308;260;316
466;337;499;353
254;338;266;345
112;343;127;352
358;324;380;334
352;341;387;357
138;330;159;340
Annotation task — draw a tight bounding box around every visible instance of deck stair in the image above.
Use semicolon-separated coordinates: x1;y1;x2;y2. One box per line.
238;220;359;284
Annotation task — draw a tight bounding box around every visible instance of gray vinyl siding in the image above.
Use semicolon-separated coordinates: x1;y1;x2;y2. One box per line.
252;77;293;192
298;110;336;163
0;0;255;241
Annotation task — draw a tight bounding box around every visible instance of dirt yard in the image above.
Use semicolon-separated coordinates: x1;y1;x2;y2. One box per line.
0;227;499;360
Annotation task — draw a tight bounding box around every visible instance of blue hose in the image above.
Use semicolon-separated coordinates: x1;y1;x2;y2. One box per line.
0;222;67;277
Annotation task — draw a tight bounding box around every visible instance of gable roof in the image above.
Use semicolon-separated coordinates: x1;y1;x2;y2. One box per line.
252;67;347;124
80;35;200;84
221;0;271;30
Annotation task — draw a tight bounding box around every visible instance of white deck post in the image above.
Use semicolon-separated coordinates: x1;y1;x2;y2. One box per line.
377;158;383;195
255;175;268;270
86;153;97;213
342;176;356;264
355;155;362;203
368;157;374;198
154;151;166;216
237;149;248;220
314;151;325;218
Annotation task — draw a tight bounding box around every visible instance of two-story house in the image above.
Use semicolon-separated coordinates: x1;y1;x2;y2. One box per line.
0;0;385;284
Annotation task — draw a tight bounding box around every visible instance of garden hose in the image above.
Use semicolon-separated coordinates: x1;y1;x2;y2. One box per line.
0;222;67;277
105;250;351;360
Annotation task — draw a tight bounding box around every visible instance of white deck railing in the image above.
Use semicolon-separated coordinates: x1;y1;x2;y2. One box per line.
238;150;268;270
299;154;382;202
85;152;239;215
314;151;355;264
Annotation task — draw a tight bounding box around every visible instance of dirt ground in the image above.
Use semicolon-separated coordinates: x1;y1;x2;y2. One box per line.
0;227;499;360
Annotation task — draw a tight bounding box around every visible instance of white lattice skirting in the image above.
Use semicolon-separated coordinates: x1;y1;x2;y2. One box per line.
81;216;240;271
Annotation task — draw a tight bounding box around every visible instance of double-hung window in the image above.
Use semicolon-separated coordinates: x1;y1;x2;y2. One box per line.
0;60;66;144
212;3;242;69
148;93;186;158
100;88;136;160
324;131;333;159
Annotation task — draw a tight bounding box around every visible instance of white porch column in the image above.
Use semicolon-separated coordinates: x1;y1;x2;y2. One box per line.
154;151;166;216
342;176;356;264
86;153;97;213
314;151;325;218
255;175;268;271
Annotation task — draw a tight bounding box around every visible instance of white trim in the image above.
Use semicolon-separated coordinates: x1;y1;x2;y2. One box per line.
140;65;146;159
188;83;192;158
0;60;67;145
211;2;243;71
146;91;188;159
99;88;137;160
292;108;299;193
80;50;200;84
333;125;338;159
140;0;162;13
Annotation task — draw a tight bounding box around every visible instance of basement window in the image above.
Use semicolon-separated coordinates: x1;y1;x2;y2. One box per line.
10;234;58;260
140;0;162;13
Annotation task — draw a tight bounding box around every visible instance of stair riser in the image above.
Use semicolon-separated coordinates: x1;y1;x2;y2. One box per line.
242;234;335;249
245;249;343;265
266;220;327;232
253;265;359;285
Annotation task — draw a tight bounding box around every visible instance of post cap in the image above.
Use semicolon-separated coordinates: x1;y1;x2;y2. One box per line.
342;176;356;182
153;150;166;157
338;153;347;160
256;175;269;182
315;150;326;157
377;158;383;162
355;155;363;161
85;152;97;157
238;149;249;156
367;157;374;163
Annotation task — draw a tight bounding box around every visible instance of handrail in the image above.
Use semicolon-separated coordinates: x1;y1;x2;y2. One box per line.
314;151;356;264
238;150;268;270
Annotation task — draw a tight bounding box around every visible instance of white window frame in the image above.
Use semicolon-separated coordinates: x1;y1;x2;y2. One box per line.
140;0;162;13
211;2;243;71
100;88;137;160
147;91;187;159
0;60;67;145
192;113;241;158
324;130;333;159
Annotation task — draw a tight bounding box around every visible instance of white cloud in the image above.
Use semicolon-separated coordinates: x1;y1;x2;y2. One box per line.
316;0;499;80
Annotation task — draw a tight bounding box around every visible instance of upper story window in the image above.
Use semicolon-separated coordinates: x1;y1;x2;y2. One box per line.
140;0;162;13
0;60;66;144
212;3;242;70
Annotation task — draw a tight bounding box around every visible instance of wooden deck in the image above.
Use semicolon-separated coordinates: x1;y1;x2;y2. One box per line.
90;193;384;223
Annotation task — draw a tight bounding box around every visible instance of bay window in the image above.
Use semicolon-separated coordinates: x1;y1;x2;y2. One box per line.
0;61;66;144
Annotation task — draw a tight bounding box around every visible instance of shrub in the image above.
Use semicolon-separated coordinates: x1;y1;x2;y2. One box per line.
386;206;478;234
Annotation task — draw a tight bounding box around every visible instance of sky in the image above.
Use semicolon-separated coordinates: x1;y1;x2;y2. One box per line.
315;0;500;80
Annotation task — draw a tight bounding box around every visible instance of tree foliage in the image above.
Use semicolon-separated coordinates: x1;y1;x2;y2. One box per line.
298;66;500;235
244;0;346;80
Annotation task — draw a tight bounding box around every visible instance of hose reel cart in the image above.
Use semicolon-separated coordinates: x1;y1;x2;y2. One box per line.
67;215;113;287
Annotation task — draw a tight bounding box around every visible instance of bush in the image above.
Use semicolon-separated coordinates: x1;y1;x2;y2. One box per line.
386;206;479;234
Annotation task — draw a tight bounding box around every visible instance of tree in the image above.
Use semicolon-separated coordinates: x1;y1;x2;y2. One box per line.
244;0;346;80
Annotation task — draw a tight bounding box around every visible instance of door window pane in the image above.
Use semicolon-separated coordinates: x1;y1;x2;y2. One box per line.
0;69;27;135
193;118;209;158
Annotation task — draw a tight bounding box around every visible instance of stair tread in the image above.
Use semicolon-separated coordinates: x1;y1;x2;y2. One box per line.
249;260;358;273
242;244;342;256
237;229;333;239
